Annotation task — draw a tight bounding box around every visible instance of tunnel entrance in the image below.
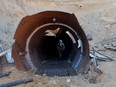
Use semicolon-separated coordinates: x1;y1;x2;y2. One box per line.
12;11;89;76
28;25;79;76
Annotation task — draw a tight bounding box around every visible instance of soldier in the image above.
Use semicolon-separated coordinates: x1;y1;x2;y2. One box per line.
57;40;65;58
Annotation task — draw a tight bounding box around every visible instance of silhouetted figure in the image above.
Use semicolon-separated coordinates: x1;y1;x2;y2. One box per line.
57;40;65;58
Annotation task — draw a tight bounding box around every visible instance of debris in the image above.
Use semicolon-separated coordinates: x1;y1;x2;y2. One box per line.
90;50;115;61
94;36;116;51
66;79;71;83
95;36;116;46
89;76;97;84
0;43;7;71
0;49;11;57
0;78;33;87
103;45;116;51
6;49;14;63
91;47;98;67
45;28;60;37
87;34;93;41
84;47;104;84
0;42;14;63
95;51;114;61
0;71;11;78
84;60;103;84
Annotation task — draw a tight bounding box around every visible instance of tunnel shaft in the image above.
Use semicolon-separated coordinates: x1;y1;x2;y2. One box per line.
12;11;89;76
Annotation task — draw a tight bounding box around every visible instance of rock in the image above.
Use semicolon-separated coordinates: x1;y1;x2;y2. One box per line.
87;34;93;41
66;79;71;83
89;77;97;84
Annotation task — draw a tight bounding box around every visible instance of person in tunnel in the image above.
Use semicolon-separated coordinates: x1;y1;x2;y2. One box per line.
57;39;65;58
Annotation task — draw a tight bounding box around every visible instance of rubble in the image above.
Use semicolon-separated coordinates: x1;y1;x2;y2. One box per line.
87;34;93;41
90;50;115;61
0;71;11;78
6;49;14;64
83;58;103;84
0;78;33;87
0;43;7;71
0;49;10;58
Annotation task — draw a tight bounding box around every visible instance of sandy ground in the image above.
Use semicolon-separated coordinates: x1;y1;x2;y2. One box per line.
0;61;116;87
0;0;116;87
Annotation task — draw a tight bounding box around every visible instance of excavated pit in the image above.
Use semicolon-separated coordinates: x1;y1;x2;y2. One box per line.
12;11;89;76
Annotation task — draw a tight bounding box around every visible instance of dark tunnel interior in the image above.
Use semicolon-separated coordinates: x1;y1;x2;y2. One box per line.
39;31;73;61
28;25;81;76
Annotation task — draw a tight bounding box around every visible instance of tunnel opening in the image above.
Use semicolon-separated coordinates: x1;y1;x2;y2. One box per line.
28;25;80;76
12;11;89;76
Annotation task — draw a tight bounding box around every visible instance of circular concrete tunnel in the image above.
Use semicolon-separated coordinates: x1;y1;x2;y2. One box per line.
12;11;89;76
